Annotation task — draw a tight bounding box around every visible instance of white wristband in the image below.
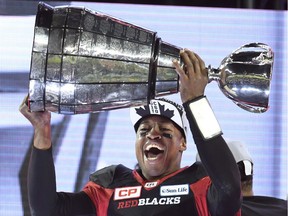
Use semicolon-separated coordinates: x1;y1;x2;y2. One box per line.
188;97;222;140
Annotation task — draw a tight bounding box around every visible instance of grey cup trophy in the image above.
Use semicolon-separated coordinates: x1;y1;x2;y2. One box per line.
28;2;273;114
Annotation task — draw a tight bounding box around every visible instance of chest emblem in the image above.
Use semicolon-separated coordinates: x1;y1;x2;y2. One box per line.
114;186;142;200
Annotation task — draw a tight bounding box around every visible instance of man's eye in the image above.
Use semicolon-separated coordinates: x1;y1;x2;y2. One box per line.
163;133;173;139
139;129;148;136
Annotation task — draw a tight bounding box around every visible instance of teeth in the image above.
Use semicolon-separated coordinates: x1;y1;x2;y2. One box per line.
145;144;164;151
147;155;158;160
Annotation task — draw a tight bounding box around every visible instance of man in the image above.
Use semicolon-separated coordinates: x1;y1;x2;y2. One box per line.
228;141;287;216
19;49;241;215
197;140;288;216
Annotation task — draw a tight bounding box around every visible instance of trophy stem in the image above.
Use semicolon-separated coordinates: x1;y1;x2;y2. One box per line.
207;65;221;83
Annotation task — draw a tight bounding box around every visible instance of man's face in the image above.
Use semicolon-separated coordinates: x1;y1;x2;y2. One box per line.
135;115;186;181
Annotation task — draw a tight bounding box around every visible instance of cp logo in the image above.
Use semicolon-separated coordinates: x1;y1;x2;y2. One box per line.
114;186;142;200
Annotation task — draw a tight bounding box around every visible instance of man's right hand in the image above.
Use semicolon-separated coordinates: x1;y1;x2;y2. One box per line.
19;95;52;149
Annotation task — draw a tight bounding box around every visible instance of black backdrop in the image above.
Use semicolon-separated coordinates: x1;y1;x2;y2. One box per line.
0;0;287;16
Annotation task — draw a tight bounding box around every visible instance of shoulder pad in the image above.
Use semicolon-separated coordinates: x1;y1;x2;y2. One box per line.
89;164;132;188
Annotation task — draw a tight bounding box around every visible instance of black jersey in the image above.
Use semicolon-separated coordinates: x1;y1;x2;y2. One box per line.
83;164;240;216
28;145;241;216
242;195;287;216
27;103;241;216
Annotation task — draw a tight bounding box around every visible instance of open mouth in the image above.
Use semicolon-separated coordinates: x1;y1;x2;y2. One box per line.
144;146;164;160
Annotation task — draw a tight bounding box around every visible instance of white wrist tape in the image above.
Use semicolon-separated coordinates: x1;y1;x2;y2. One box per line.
188;97;222;140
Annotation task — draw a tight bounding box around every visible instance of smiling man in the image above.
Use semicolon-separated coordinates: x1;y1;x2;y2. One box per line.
20;49;241;216
131;99;187;181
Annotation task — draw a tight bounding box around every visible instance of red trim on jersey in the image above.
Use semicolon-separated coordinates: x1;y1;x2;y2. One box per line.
83;181;114;216
236;209;241;216
190;176;212;216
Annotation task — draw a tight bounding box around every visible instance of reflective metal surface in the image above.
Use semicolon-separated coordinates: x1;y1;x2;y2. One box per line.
28;3;273;114
208;43;273;113
28;2;180;114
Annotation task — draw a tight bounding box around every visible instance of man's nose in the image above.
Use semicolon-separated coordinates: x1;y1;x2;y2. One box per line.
147;126;162;140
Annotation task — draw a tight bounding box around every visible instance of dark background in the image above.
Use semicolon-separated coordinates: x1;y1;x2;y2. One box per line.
0;0;287;15
75;0;287;10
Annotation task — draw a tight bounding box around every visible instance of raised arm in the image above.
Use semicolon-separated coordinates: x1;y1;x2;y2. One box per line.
173;50;241;216
19;96;95;216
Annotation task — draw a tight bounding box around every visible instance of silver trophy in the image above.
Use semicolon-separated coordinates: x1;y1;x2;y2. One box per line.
28;2;273;114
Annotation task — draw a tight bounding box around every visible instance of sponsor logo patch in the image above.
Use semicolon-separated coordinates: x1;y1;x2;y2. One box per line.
160;184;189;196
114;186;142;200
144;181;158;188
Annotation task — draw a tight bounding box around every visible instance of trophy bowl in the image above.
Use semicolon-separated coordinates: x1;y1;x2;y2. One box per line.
208;42;273;113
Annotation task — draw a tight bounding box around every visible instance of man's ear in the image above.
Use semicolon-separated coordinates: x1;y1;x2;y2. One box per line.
179;140;187;152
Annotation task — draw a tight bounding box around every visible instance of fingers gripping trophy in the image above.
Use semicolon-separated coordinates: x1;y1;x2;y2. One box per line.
27;2;274;115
